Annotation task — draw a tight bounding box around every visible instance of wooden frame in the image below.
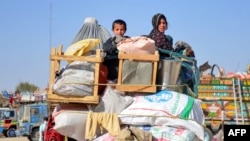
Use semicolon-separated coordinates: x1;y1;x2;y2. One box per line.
116;51;159;93
47;45;103;104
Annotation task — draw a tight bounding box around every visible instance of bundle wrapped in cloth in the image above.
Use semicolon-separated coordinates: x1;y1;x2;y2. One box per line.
117;36;156;55
52;61;96;96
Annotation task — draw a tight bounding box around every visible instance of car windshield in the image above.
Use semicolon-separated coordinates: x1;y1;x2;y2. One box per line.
19;106;30;121
2;110;15;119
4;111;11;118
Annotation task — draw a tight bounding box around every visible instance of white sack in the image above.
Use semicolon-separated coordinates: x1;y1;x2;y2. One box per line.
118;90;205;140
120;90;204;124
131;125;198;141
53;110;88;141
52;61;95;96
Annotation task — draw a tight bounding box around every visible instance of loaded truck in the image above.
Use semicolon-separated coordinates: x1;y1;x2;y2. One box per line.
44;42;250;141
44;44;206;141
198;64;250;140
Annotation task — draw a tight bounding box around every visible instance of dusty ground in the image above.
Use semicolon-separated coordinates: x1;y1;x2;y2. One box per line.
0;137;29;141
0;133;29;141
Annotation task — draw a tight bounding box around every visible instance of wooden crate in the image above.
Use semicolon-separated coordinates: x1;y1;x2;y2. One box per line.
47;45;103;104
116;51;159;93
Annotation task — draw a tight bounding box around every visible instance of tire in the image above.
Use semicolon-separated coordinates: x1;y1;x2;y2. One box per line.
204;127;213;141
31;128;39;141
7;127;16;137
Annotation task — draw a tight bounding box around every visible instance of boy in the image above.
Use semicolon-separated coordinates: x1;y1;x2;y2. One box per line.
103;19;129;81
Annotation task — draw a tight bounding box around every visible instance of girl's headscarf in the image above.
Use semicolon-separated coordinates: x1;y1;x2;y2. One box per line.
151;13;167;30
149;13;173;51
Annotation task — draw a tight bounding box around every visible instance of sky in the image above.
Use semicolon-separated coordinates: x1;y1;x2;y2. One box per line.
1;0;250;92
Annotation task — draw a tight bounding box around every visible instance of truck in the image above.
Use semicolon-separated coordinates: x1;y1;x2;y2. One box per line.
0;107;11;133
198;64;250;140
15;102;49;141
45;43;250;141
44;45;208;141
0;107;18;137
0;91;19;137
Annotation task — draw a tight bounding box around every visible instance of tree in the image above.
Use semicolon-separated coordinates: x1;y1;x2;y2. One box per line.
15;81;38;92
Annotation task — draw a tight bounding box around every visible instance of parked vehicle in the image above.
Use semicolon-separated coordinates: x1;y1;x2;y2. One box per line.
0;108;9;134
15;102;49;141
45;44;250;141
198;64;250;141
0;108;18;137
45;46;209;141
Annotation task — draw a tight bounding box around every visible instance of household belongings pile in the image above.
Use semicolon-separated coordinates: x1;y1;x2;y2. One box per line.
49;36;204;140
51;86;204;141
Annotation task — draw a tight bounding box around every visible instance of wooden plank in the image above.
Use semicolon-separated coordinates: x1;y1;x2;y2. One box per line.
117;57;124;86
151;51;158;86
48;48;56;97
118;53;159;61
47;93;99;104
50;55;103;62
93;50;101;100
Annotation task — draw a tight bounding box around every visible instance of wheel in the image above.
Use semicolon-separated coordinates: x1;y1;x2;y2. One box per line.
31;128;39;141
204;127;213;141
7;127;16;137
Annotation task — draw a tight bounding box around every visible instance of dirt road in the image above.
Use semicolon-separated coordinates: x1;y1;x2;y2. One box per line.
0;137;29;141
0;133;29;141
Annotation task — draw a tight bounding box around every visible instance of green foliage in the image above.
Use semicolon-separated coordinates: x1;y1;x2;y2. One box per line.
15;81;38;92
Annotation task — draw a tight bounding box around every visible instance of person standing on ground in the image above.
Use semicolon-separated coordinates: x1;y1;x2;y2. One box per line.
103;19;129;81
39;117;48;141
149;13;173;57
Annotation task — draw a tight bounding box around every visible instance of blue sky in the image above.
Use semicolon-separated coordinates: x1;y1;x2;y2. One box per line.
1;0;250;92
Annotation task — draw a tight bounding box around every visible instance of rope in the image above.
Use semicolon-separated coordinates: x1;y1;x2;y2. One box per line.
60;82;195;96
